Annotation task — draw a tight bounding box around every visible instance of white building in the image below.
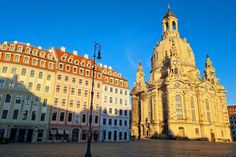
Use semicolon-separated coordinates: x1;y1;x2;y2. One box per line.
99;65;130;141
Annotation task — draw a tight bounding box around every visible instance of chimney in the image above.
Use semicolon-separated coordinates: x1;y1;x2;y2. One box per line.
84;54;89;59
104;65;107;68
108;66;112;70
73;50;78;56
38;46;42;50
99;63;103;67
61;46;66;52
26;43;30;46
13;41;18;44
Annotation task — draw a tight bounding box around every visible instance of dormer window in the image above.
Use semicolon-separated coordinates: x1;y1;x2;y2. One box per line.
61;54;67;61
10;44;15;51
40;51;46;58
68;57;73;63
17;45;23;52
47;54;53;60
81;61;85;67
2;44;7;50
32;49;38;56
87;61;91;68
75;60;79;65
108;71;112;75
25;47;31;54
103;69;107;74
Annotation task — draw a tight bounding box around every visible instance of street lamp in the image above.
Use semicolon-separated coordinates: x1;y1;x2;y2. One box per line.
85;43;101;157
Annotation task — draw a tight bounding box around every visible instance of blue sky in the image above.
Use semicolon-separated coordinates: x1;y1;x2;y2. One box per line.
0;0;235;104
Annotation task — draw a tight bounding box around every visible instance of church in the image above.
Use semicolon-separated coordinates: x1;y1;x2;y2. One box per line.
131;6;232;142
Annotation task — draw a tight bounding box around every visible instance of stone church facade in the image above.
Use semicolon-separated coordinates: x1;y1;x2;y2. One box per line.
131;6;232;142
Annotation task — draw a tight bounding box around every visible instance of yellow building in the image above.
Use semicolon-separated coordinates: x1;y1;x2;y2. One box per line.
131;6;232;142
0;41;57;143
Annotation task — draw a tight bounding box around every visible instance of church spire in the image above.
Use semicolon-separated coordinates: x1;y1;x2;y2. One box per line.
204;54;219;85
135;60;145;91
162;4;179;39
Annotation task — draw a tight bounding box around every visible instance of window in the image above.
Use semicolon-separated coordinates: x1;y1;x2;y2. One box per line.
79;68;84;75
34;97;39;106
82;114;86;123
13;55;20;62
59;63;63;69
110;87;113;93
84;90;88;97
77;101;80;108
23;56;29;64
70;100;73;108
21;68;27;76
5;53;11;61
48;62;53;69
12;110;19;120
1;110;8;119
62;99;66;106
176;95;183;120
97;83;100;88
52;112;57;121
32;59;38;65
40;60;45;67
124;120;127;127
85;80;89;86
205;99;211;122
109;119;112;125
125;100;128;105
0;79;5;87
120;99;123;105
72;77;76;83
15;95;21;104
54;98;59;106
30;70;35;77
22;110;28;120
19;81;24;88
124;110;128;116
68;113;72;122
195;128;199;135
25;95;31;105
66;65;70;71
45;86;49;92
96;92;100;99
86;70;90;76
120;89;123;94
104;96;107;102
63;86;68;94
57;74;62;80
114;119;117;126
103;118;106;125
115;98;118;104
25;47;31;54
65;76;69;82
109;108;112;114
109;97;113;103
5;94;11;103
73;67;77;73
119;120;122;126
2;67;7;73
71;88;75;95
105;86;108;91
38;72;43;79
95;115;99;124
36;84;41;91
79;79;82;85
60;112;65;121
43;99;47;107
47;75;51;81
28;82;33;90
103;108;107;114
56;85;60;92
78;89;82;96
125;90;128;95
8;80;14;88
40;113;46;121
119;110;123;116
11;68;16;74
108;131;112;140
114;109;118;115
31;111;36;121
190;96;196;121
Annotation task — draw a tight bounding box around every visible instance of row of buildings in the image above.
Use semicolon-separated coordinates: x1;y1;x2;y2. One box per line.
0;41;130;143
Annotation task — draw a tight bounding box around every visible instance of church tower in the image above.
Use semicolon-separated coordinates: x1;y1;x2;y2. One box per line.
131;5;232;142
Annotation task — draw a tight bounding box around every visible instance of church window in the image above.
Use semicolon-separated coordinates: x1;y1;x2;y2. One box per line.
176;95;183;120
172;21;176;30
190;96;196;121
174;68;178;74
148;98;152;121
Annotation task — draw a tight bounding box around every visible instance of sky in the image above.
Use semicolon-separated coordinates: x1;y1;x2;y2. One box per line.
0;0;235;104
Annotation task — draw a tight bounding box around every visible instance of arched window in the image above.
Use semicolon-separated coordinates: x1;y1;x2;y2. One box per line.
5;94;11;103
172;21;176;30
190;96;196;121
174;68;178;74
148;98;152;121
165;22;169;31
176;95;183;120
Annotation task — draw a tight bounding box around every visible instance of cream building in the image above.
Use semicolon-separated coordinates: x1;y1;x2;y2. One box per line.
0;41;57;143
99;65;130;141
131;6;232;142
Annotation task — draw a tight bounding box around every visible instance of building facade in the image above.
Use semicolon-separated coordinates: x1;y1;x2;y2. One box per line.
0;42;130;143
0;41;57;143
99;65;130;141
227;105;236;141
131;7;232;142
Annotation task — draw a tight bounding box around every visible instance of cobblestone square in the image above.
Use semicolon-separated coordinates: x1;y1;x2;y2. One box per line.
0;140;236;157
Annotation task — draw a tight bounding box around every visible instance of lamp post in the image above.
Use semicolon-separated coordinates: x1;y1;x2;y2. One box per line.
85;43;101;157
